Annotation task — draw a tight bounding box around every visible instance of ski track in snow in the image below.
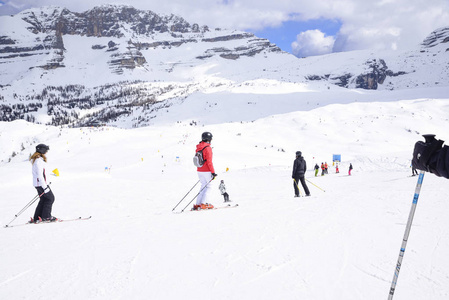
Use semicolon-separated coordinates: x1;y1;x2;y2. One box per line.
0;269;33;288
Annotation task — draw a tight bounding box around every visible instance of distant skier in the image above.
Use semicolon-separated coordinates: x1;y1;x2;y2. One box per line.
193;132;217;210
348;163;353;176
292;151;310;197
336;163;340;174
314;163;319;177
321;162;325;176
412;134;449;179
29;144;57;223
219;180;230;202
324;162;329;174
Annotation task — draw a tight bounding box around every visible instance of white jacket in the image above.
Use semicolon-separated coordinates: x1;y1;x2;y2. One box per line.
219;182;226;195
32;157;48;189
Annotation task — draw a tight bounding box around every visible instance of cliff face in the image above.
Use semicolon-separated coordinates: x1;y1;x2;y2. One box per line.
0;5;283;126
305;27;449;90
19;5;198;37
421;27;449;50
0;5;280;73
354;27;449;89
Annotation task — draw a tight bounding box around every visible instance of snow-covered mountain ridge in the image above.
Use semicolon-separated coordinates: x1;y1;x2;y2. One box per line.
0;5;448;127
0;4;279;73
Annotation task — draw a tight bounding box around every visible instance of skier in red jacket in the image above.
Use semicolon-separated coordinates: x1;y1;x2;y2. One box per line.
194;132;217;210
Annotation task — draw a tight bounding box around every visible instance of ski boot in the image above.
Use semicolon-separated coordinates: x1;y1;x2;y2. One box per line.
43;216;59;222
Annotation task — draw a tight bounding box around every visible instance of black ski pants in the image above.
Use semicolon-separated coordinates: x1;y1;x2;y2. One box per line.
222;192;229;202
34;187;55;221
293;176;310;196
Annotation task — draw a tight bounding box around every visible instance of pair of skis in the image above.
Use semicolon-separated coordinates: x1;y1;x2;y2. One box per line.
4;216;92;228
188;203;239;212
172;180;239;213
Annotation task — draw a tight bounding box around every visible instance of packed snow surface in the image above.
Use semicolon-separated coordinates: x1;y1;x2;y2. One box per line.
1;90;449;299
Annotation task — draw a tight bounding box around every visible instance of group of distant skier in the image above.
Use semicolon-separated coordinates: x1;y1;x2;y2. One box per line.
313;161;353;177
23;132;449;221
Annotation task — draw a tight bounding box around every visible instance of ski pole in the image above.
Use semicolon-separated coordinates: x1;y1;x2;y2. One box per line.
388;171;425;299
293;179;303;197
4;185;50;227
14;194;40;217
172;180;200;211
15;187;50;217
179;178;214;212
305;178;326;192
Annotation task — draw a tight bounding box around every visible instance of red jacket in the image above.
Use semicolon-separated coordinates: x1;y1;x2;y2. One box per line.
196;141;215;173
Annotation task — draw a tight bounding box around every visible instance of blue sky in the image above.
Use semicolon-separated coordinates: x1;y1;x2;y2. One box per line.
253;18;342;55
1;0;448;57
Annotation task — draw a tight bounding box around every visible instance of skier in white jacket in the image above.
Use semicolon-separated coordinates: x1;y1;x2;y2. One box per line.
30;144;57;222
219;180;230;202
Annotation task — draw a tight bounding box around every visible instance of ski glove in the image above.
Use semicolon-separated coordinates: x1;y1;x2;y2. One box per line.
212;173;218;180
412;134;449;179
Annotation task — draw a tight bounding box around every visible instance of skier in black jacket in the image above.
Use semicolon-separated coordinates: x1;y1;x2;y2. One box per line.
412;134;449;179
292;151;310;197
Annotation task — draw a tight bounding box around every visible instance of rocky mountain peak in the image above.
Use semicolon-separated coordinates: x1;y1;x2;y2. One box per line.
0;4;283;126
19;4;205;38
2;4;275;74
421;27;449;50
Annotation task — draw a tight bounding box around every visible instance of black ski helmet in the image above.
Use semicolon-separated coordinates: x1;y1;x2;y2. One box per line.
36;144;49;154
202;132;213;142
296;151;302;157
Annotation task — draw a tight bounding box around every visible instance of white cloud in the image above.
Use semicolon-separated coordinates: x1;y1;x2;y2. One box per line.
2;0;27;10
332;25;404;52
291;29;335;57
329;0;449;52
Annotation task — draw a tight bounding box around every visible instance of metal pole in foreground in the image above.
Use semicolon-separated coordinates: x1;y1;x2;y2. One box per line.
388;171;425;299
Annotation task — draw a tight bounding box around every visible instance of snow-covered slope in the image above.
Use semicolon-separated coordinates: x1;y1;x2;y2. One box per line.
1;95;449;299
